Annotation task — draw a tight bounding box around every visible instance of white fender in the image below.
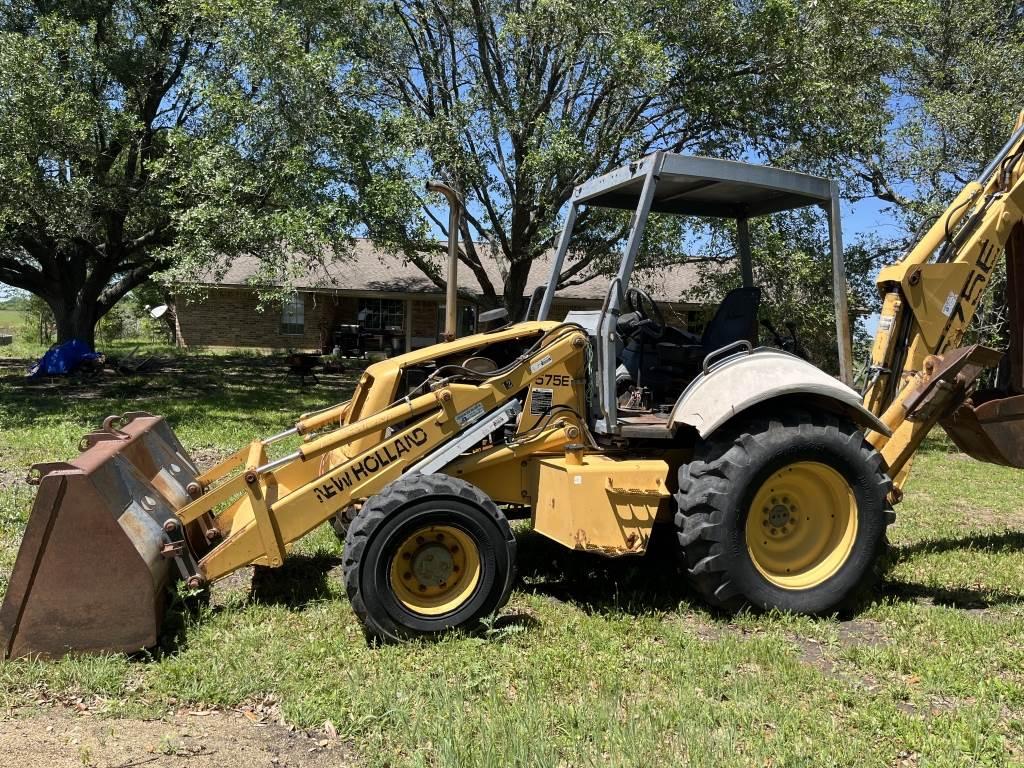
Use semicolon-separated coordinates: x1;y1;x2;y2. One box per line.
669;347;890;438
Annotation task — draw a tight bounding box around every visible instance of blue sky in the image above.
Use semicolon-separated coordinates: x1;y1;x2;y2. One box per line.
842;195;908;337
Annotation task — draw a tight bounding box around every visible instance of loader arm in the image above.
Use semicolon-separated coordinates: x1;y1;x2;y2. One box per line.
863;112;1024;489
177;326;588;584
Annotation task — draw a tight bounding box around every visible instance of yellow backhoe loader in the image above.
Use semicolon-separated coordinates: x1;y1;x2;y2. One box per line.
3;115;1023;657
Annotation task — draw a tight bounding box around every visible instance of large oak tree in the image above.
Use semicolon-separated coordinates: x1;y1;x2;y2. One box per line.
367;0;896;317
0;0;415;345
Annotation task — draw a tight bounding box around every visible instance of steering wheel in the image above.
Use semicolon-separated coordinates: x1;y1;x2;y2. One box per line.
625;286;666;339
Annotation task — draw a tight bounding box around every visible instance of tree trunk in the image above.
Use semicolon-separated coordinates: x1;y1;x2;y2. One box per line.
48;296;99;349
503;258;533;321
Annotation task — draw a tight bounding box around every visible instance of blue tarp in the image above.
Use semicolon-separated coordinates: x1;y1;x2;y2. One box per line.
28;339;102;378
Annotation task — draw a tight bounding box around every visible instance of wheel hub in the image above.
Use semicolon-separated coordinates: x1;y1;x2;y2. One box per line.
411;543;455;587
746;462;858;589
390;524;481;615
763;497;797;537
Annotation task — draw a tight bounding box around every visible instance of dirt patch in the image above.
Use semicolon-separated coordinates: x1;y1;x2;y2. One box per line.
790;619;888;690
0;466;25;490
836;618;888;647
0;705;357;768
188;447;232;474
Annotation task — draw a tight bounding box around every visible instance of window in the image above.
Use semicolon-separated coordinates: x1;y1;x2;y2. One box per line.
357;298;404;330
685;309;705;337
280;294;305;335
436;304;477;340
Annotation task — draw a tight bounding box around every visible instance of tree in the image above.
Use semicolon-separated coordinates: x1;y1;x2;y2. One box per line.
367;0;897;317
0;0;416;346
849;0;1024;350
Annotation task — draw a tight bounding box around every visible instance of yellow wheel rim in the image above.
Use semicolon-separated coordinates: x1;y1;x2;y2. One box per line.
745;461;858;590
389;525;481;616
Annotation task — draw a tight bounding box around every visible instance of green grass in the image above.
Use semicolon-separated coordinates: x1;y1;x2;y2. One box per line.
1;348;1022;766
0;308;22;327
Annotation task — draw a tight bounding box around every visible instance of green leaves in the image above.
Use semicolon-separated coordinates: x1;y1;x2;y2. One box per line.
0;0;419;340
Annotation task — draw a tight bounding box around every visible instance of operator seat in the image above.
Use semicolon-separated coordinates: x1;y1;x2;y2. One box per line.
619;287;761;404
651;286;761;368
694;286;761;353
650;285;761;391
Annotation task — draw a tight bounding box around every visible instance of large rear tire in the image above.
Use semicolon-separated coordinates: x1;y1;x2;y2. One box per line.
674;409;894;614
343;474;516;642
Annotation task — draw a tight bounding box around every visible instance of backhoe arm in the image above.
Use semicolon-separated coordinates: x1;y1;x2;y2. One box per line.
863;113;1024;489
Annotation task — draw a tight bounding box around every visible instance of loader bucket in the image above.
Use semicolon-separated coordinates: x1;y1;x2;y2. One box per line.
0;413;206;659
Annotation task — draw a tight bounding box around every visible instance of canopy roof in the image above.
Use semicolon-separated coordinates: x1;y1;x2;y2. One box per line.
574;153;834;218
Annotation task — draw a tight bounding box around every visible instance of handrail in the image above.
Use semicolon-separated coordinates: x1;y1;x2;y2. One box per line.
596;276;625;424
702;340;753;375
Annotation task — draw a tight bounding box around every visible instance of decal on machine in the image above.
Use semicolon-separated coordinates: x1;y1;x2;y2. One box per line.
529;354;553;374
942;291;958;318
530;388;554;415
313;428;429;503
455;402;487;426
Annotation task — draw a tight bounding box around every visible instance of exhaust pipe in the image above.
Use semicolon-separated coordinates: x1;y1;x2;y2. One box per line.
426;180;464;342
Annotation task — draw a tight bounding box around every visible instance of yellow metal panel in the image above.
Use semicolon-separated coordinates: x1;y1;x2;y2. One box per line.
197;327;589;582
531;455;670;554
902;262;972;350
450;421;581;503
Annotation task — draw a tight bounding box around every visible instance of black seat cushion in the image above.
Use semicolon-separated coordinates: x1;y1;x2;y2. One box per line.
701;287;761;352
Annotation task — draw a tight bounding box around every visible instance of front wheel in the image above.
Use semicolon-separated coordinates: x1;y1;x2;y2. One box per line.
675;409;894;614
343;474;516;642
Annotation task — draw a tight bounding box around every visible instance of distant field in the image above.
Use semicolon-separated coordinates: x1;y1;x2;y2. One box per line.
0;309;25;333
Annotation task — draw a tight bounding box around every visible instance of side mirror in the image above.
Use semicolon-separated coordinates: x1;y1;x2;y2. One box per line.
478;307;509;329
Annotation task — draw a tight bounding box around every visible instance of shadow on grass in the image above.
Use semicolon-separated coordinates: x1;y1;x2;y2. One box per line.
516;526;1024;617
0;353;360;431
881;530;1024;609
248;553;343;608
146;524;1024;659
150;552;344;658
514;526;697;616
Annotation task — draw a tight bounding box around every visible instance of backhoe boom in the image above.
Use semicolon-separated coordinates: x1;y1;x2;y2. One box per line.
863;113;1024;487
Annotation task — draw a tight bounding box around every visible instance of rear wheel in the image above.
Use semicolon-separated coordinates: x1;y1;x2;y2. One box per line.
343;474;516;641
674;409;893;614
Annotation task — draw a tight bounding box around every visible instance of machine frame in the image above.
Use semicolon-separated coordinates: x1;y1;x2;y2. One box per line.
537;151;853;435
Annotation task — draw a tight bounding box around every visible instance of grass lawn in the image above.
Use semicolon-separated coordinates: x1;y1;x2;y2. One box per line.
0;309;25;335
0;347;1022;767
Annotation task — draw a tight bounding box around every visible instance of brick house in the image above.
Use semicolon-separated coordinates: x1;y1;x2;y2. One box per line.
174;240;707;353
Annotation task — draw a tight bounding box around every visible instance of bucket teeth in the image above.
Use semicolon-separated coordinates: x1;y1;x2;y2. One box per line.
0;413;209;659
